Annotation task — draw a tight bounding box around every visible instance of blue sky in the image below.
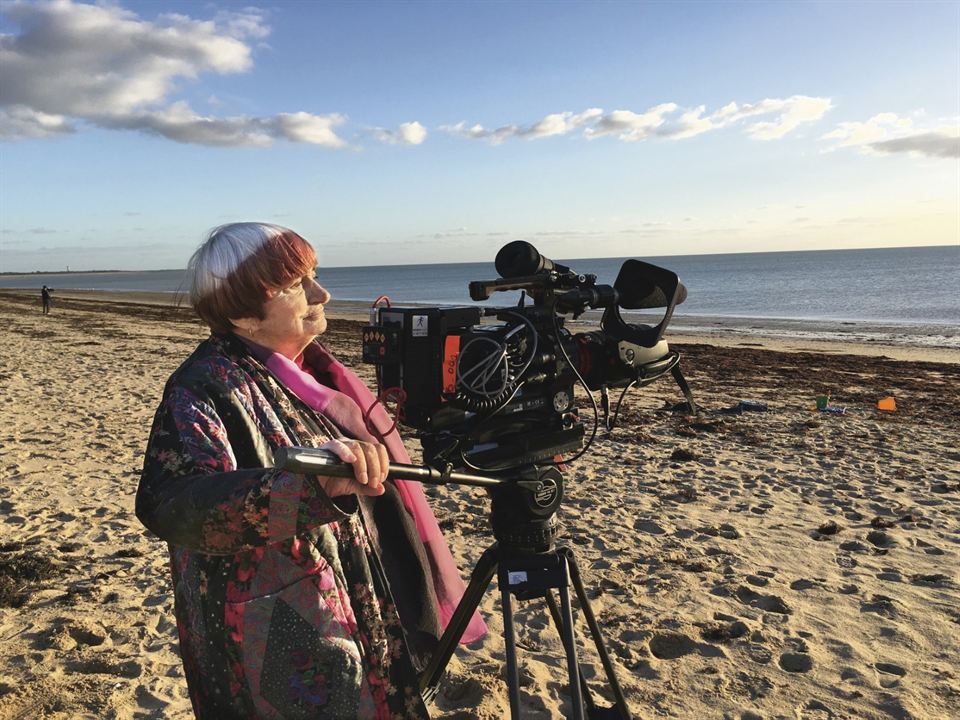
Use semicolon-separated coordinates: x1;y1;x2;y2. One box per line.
1;0;957;272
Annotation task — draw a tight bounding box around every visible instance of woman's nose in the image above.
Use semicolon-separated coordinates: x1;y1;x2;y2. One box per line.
306;278;330;304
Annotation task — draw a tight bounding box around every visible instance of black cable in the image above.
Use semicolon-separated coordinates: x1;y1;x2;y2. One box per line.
457;311;537;414
457;312;600;473
606;353;680;431
606;380;636;432
546;312;599;467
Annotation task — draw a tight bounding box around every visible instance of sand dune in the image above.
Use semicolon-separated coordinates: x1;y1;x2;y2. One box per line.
0;291;957;719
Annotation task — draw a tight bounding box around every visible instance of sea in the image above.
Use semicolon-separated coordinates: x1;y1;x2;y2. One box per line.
3;245;958;348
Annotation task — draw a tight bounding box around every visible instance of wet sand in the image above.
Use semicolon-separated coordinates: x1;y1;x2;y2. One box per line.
0;290;958;719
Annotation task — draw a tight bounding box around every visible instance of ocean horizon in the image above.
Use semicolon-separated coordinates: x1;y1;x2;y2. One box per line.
3;245;958;348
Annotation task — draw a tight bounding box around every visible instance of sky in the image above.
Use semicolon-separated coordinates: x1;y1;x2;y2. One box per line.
0;0;958;272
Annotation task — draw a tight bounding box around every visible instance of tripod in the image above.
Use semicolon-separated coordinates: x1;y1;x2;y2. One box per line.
276;449;634;720
418;466;633;720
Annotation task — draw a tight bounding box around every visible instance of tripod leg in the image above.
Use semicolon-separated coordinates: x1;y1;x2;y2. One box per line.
670;363;698;414
557;573;587;720
560;547;632;720
498;565;522;720
544;591;594;714
419;544;499;698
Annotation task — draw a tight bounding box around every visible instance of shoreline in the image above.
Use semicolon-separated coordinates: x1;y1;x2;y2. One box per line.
3;288;957;364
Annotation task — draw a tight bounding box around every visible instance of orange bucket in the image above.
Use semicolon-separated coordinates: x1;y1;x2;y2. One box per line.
877;397;897;412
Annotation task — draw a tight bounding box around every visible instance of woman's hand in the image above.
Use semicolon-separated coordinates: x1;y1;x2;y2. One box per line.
314;439;388;497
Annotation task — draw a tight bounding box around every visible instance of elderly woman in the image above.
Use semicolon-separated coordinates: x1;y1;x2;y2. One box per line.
137;223;485;719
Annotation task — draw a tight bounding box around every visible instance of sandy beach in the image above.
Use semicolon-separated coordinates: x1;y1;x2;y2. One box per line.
0;289;958;719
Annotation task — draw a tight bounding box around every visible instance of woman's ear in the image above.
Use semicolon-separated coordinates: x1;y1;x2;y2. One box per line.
230;317;260;336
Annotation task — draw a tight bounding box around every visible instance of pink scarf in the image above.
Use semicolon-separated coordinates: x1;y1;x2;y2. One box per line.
244;336;486;644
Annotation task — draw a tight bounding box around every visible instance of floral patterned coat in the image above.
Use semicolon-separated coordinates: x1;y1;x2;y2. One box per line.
137;333;430;719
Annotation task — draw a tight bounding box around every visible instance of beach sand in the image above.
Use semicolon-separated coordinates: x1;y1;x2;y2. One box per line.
0;290;958;719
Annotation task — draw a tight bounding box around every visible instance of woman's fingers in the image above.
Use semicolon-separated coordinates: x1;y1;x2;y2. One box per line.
322;438;357;464
316;439;388;497
355;441;386;492
376;443;390;483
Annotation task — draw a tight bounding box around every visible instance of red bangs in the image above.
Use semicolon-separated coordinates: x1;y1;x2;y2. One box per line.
196;229;317;332
258;231;317;290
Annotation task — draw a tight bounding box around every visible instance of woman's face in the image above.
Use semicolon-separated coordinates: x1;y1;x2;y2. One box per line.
242;269;331;358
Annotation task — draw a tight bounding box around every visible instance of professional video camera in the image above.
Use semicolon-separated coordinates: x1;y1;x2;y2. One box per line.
361;240;697;471
282;242;696;719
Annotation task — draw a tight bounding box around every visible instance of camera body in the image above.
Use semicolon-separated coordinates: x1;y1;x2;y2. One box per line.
362;241;691;470
363;302;584;468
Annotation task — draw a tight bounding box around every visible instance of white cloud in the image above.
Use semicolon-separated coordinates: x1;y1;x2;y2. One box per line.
703;96;834;139
93;102;348;147
657;105;715;139
442;108;603;145
370;121;428;145
0;0;347;148
441;121;516;145
272;112;347;147
524;109;603;139
821;112;914;149
446;97;831;145
0;105;74;140
0;0;256;118
870;131;960;159
822;113;959;158
585;104;678;141
737;96;833;140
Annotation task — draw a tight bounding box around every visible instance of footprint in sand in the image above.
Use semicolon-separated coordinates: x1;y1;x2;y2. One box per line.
797;699;835;717
835;553;857;569
915;539;945;555
909;573;953;587
779;652;814;673
874;662;907;688
866;530;897;549
648;632;697;659
65;656;142;679
839;540;870;553
731;671;773;701
860;595;897;617
647;631;726;660
733;586;791;615
840;666;865;684
746;643;773;664
633;520;667;535
810;520;842;540
65;620;110;648
698;619;749;643
440;673;487;707
876;568;903;582
697;523;741;540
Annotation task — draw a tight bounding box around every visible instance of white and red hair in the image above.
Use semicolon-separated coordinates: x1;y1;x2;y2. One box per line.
189;223;317;333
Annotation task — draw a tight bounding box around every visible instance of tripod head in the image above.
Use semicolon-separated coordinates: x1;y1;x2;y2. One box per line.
487;465;563;552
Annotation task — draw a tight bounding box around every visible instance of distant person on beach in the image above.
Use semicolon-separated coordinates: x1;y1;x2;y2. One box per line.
41;285;52;314
137;222;484;719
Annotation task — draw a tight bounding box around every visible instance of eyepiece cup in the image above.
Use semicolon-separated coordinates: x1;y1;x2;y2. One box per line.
496;241;545;278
